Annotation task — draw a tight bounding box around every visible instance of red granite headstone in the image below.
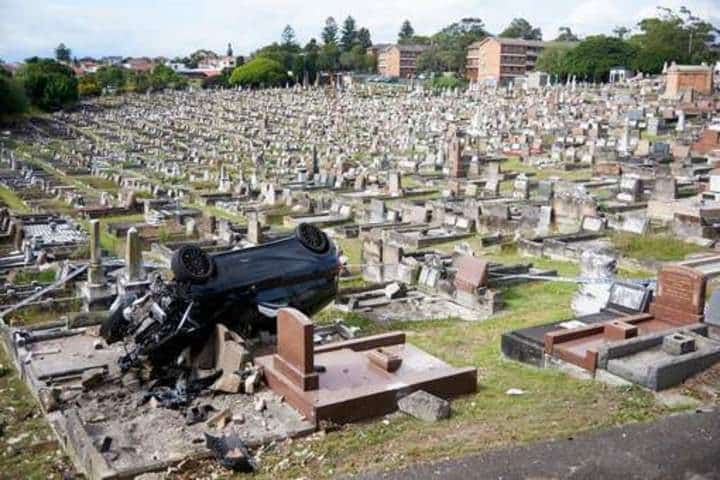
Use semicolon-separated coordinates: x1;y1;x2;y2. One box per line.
649;265;706;325
273;308;319;391
453;256;489;293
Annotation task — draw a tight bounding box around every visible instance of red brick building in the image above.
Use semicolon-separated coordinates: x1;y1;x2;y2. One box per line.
665;63;714;97
376;44;428;78
466;37;547;85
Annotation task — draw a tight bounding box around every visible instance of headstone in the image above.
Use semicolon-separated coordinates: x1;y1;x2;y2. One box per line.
88;219;104;285
581;216;606;232
704;289;720;327
125;227;144;281
650;266;706;325
653;176;678;201
388;172;402;196
272;308;319;391
453;256;488;293
247;211;262;244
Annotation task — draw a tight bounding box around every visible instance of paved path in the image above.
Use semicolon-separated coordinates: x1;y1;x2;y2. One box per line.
355;408;720;480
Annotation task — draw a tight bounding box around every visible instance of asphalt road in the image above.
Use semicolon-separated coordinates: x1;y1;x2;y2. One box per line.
355;408;720;480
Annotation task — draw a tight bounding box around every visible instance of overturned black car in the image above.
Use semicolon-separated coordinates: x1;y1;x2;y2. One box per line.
101;223;339;370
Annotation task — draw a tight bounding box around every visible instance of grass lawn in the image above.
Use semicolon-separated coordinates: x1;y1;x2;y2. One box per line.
71;175;120;192
250;262;667;479
80;213;146;255
611;233;706;263
503;157;592;182
0;185;29;213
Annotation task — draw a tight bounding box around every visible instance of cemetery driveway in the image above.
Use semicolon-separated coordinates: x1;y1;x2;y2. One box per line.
355;407;720;480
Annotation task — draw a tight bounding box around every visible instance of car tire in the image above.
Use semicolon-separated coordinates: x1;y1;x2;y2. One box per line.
296;223;329;254
172;245;214;282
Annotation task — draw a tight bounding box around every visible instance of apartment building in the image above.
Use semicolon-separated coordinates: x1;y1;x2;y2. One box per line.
376;44;429;78
466;37;547;85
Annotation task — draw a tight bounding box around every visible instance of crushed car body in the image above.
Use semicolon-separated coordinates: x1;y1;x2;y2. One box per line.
100;223;339;371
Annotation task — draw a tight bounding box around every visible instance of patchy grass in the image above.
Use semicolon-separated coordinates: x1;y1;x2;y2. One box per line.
337;238;362;267
11;269;57;285
250;267;666;479
611;233;705;262
0;185;29;213
76;213;145;256
35;198;78;216
7;299;82;327
71;175;120;192
503;157;592;182
0;345;74;479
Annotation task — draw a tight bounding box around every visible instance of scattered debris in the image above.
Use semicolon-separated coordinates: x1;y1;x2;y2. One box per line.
80;370;106;390
38;387;62;413
186;404;216;426
204;433;257;472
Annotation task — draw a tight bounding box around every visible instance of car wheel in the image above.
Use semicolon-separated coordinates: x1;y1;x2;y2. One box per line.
172;245;214;282
296;223;329;253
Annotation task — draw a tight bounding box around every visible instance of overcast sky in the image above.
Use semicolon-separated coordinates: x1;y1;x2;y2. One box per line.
1;0;718;61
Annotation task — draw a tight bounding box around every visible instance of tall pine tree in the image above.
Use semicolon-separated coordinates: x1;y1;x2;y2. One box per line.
340;16;357;51
398;20;415;43
322;17;338;44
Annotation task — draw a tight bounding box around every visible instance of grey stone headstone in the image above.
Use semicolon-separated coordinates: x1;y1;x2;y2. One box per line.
705;289;720;327
607;282;648;312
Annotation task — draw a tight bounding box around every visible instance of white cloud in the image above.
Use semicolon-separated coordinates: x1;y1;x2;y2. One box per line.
1;0;718;61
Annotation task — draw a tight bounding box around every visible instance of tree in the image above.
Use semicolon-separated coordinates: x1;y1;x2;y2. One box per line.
500;18;542;40
563;35;637;81
629;7;719;73
555;27;579;42
340;16;357;51
416;17;487;74
535;43;575;77
398;20;415;44
340;45;373;72
0;75;29;116
17;58;78;111
254;41;300;73
125;71;150;93
301;39;321;79
430;74;465;90
185;49;218;68
78;74;101;97
357;27;372;49
229;57;287;88
55;43;71;63
318;42;341;71
613;26;631;39
281;25;298;48
148;64;187;91
322;17;338;45
95;65;127;91
417;46;451;73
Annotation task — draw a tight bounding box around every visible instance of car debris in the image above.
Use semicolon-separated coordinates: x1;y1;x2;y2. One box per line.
204;433;257;473
100;224;338;372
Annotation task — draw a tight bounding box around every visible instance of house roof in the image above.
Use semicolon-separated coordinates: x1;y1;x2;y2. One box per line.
392;44;430;53
469;36;549;49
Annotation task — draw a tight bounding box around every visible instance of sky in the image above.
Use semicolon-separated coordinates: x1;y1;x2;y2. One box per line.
1;0;719;62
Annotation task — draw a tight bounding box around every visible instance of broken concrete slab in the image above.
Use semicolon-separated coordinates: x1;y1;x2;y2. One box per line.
398;390;451;422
